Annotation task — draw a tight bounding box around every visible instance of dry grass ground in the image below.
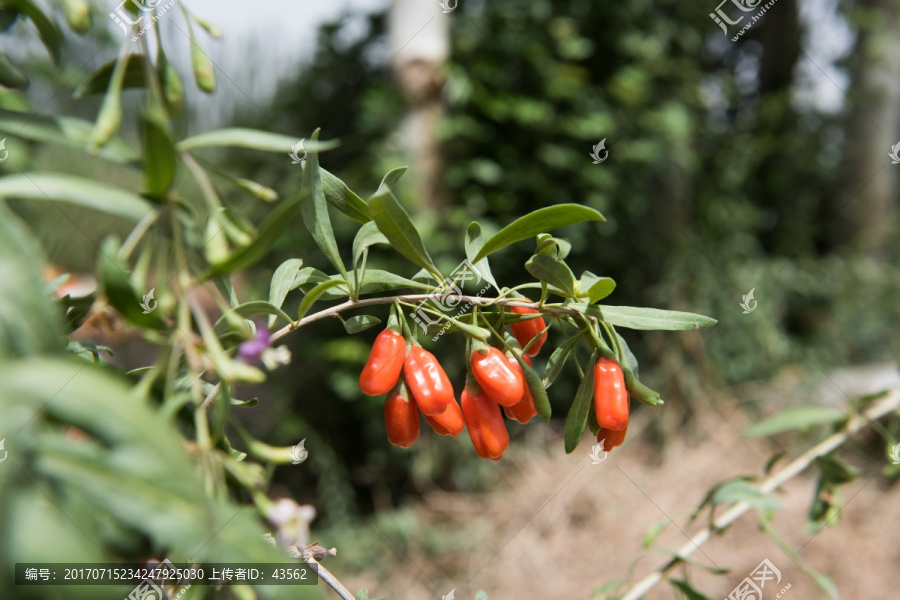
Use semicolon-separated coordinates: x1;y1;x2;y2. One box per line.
342;368;900;600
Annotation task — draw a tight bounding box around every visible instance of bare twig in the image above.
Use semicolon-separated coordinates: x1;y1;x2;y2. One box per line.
618;388;900;600
294;545;354;600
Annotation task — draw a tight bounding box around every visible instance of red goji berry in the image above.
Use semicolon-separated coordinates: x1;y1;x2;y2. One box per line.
384;382;420;448
424;398;464;437
593;357;629;431
359;328;406;396
461;385;509;460
508;301;548;357
596;423;627;451
503;354;537;424
471;346;524;407
403;345;454;415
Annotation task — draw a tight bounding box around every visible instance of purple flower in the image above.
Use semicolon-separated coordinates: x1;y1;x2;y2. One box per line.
237;324;291;370
238;326;271;364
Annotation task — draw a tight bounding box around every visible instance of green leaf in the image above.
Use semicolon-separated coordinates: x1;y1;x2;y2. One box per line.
377;166;407;192
297;279;346;320
292;267;332;292
669;579;709;600
597;305;717;330
352;221;389;267
474;204;606;262
321;167;370;224
0;109;139;163
140;113;176;198
0;203;63;357
350;269;433;297
616;331;639;376
542;332;583;389
178;128;339;153
712;481;783;513
0;173;153;222
98;237;167;330
343;315;382;334
367;186;439;276
814;455;857;485
0;52;28;89
516;354;551;422
579;271;616;303
268;258;303;327
564;349;598;453
0;8;18;31
10;0;62;63
203;194;302;278
760;518;838;599
474;592;489;600
535;233;571;260
743;407;847;437
73;54;145;98
214;301;293;333
525;253;576;297
301;130;348;280
464;222;499;291
643;518;669;548
0;358;318;599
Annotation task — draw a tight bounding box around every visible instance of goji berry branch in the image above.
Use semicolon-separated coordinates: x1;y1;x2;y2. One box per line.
618;388;900;600
269;294;596;344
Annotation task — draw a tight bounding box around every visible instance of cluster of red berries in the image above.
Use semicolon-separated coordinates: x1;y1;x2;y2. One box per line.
359;303;630;459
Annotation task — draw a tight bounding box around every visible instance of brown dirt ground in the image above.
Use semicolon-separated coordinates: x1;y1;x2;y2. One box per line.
343;370;900;600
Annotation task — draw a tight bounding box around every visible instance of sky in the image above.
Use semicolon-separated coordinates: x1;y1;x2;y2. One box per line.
158;0;391;130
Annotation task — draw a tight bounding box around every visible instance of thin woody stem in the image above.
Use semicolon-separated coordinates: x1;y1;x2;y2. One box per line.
618;388;900;600
270;294;594;344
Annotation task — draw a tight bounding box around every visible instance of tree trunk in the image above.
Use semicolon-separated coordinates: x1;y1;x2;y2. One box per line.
833;0;900;257
388;1;449;208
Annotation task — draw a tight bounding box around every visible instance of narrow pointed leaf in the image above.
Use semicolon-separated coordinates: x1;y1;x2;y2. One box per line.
598;305;717;330
474;204;606;262
297;279;346;320
177;128;339;153
352;221;389;267
564;349;598;453
465;222;499;291
203;195;302;278
743;407;847;437
268;258;303;327
542;332;583;389
367;187;438;276
301;130;347;280
0;173;152;221
321;167;369;223
525;253;576;297
342;315;382;334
